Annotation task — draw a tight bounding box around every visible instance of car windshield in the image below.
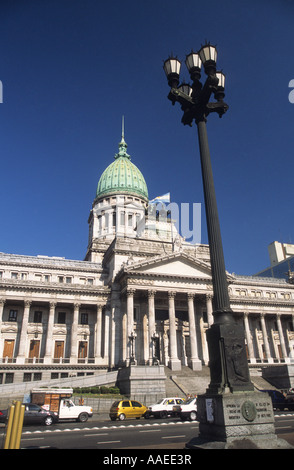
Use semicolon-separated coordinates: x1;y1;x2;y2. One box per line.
184;398;195;404
111;401;120;408
156;399;164;404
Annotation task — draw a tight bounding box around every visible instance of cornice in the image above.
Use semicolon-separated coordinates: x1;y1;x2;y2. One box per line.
230;295;294;308
230;275;290;288
0;253;103;273
0;279;111;297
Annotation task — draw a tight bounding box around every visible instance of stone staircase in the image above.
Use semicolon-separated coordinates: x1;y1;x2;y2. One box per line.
164;366;210;397
164;366;278;398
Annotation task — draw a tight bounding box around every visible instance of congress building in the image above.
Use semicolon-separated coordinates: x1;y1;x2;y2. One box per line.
1;129;294;389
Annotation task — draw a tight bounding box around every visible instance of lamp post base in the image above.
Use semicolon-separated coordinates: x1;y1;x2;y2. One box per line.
186;391;293;449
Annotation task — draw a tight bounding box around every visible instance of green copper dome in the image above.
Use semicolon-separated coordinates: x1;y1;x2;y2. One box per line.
96;127;148;202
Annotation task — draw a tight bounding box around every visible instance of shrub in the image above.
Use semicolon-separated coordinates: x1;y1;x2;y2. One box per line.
73;385;121;395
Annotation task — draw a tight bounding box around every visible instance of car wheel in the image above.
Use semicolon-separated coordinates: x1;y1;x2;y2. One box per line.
189;411;197;421
44;416;53;426
78;412;88;422
144;412;150;419
118;413;126;421
159;411;167;419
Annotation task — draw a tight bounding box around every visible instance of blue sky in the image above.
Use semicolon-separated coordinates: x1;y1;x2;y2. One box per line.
0;0;293;276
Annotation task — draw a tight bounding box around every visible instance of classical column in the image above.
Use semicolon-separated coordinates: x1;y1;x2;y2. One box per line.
44;302;56;364
0;299;5;358
187;293;202;370
198;301;209;365
103;303;111;362
206;293;214;326
0;298;5;332
95;304;102;362
126;289;135;364
70;303;80;363
168;291;181;370
122;307;127;364
17;300;32;363
260;313;273;363
291;314;294;360
148;290;156;365
244;312;256;364
276;313;289;363
109;297;120;369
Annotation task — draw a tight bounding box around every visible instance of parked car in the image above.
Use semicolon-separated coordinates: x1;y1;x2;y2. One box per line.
0;403;58;426
147;397;185;418
173;396;197;421
261;390;294;411
109;399;148;421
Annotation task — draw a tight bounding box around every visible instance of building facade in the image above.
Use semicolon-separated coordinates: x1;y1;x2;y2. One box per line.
1;130;294;385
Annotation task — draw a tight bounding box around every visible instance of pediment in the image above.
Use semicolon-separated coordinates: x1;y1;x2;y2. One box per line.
124;252;212;279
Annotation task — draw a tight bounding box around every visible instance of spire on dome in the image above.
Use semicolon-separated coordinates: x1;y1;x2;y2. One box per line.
115;115;130;159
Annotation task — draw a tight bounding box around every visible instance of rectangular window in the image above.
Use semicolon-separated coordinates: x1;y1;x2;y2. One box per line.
66;277;72;284
11;272;18;279
57;312;66;324
23;373;32;382
34;311;42;323
81;313;88;325
58;276;64;283
5;373;14;384
8;310;17;322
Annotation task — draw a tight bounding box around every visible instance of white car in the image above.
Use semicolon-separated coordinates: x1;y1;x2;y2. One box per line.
173;397;197;421
147;397;184;418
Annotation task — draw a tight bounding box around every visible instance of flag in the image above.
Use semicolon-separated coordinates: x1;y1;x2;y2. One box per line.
149;193;170;204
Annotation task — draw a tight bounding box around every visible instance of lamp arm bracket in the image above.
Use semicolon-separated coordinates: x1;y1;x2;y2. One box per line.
206;101;229;118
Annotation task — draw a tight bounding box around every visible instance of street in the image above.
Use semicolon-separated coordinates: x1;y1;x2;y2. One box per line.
1;412;294;450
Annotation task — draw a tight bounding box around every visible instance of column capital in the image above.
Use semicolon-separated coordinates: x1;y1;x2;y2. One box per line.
74;302;81;310
126;288;136;297
49;301;57;309
0;298;6;307
148;289;156;298
187;292;195;300
168;291;176;299
24;300;32;308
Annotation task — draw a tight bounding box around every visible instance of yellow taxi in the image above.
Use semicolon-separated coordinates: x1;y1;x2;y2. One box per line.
109;399;148;421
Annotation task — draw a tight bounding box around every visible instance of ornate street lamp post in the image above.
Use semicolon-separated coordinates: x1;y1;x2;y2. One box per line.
164;43;253;395
128;331;137;365
163;44;285;448
151;332;159;365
